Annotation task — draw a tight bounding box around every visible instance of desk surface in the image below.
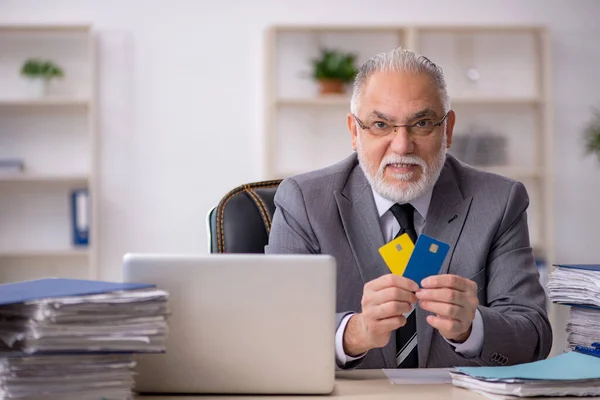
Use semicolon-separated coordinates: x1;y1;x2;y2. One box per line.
136;370;600;399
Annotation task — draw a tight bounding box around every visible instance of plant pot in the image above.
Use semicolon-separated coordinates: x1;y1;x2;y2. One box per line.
318;78;345;95
25;78;48;98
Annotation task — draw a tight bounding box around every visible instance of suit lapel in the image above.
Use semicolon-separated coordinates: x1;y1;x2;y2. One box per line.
417;159;473;367
334;165;396;368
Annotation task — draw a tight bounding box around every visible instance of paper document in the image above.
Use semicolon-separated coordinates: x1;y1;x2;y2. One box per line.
455;351;600;381
450;352;600;398
547;265;600;308
383;368;452;384
0;278;170;398
567;306;600;349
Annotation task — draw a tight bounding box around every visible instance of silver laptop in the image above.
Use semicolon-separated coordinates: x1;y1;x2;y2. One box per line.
122;253;336;394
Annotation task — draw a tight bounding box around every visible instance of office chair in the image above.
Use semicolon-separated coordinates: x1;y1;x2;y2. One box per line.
207;180;282;253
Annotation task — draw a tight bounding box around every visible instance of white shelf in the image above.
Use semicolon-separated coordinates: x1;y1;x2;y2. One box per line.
0;98;90;107
272;25;405;33
0;249;89;258
415;25;544;34
0;174;89;184
275;166;542;181
276;95;350;107
0;23;97;283
275;95;541;107
451;97;542;105
0;24;91;33
478;166;543;179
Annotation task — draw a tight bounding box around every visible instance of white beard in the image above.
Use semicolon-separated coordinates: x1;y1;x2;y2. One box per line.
356;134;447;204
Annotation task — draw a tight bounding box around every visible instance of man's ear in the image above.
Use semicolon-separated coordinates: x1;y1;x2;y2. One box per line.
348;113;358;151
445;110;456;149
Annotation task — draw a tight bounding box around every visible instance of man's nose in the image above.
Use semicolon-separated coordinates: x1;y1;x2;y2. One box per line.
388;127;414;155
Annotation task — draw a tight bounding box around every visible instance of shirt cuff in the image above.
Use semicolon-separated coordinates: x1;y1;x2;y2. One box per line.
444;308;484;358
335;313;367;366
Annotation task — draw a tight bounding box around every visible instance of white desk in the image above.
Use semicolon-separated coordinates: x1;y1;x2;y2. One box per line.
136;370;600;399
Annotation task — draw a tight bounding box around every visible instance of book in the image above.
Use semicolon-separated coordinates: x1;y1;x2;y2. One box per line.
0;158;24;174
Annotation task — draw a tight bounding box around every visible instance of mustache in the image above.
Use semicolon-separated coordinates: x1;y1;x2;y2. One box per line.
378;154;427;172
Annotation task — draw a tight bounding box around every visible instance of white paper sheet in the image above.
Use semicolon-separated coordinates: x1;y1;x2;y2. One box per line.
451;372;600;397
547;268;600;308
383;368;453;384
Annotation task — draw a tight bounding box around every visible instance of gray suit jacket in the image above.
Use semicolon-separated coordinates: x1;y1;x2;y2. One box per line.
265;153;552;368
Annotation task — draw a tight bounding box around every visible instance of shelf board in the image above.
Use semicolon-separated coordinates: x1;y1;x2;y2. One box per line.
451;97;542;105
477;166;543;179
276;96;541;108
0;24;91;33
0;174;89;184
0;98;90;107
415;25;544;34
276;95;350;107
274;166;542;181
0;249;89;258
272;25;406;33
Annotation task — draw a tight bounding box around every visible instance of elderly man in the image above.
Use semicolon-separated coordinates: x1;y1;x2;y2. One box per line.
265;47;552;369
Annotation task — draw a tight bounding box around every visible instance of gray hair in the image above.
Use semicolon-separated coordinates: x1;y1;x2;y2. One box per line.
350;47;449;114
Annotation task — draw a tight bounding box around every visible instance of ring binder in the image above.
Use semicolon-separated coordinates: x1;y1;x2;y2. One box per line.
574;343;600;359
70;189;89;246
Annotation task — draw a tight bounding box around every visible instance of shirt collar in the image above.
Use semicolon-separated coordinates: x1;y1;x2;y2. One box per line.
371;186;433;221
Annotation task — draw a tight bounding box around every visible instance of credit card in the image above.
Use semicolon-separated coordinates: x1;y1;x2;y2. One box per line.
378;233;415;276
403;234;450;287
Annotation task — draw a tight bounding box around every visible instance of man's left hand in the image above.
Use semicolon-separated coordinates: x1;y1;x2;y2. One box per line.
415;274;479;343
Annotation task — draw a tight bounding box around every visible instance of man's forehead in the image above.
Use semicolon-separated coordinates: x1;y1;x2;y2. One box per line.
360;70;443;117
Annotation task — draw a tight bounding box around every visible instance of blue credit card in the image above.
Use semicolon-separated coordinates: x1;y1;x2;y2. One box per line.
402;234;450;288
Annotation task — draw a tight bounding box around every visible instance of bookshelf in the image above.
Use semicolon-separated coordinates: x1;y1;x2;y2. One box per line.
265;24;552;257
0;24;97;283
264;24;556;347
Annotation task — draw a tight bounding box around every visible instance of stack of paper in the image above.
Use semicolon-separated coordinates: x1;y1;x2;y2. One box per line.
0;353;136;399
0;278;169;399
547;264;600;349
546;264;600;307
450;351;600;398
567;307;600;349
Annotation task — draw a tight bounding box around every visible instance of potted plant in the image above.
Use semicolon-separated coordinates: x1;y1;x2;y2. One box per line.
20;58;64;97
584;108;600;164
311;49;358;95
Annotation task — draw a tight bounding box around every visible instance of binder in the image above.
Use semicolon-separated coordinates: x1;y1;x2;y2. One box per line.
71;188;89;246
553;264;600;272
575;343;600;359
0;278;154;306
0;158;24;172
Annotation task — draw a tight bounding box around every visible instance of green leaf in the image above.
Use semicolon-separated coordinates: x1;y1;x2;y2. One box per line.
20;58;64;79
310;48;358;83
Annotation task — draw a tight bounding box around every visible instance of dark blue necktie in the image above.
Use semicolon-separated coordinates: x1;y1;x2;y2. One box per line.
389;203;418;368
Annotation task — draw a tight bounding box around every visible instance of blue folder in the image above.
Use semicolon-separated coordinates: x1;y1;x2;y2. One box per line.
456;351;600;381
553;264;600;272
0;278;154;306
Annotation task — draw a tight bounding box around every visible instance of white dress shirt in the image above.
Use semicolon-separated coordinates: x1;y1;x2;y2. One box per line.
335;187;484;367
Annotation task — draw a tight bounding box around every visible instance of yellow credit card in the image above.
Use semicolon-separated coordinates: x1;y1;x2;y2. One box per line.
378;233;415;276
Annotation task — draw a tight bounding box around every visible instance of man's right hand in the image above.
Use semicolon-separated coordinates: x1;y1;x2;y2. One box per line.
343;274;418;357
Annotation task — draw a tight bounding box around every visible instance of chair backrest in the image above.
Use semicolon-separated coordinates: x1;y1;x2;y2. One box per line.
207;180;282;253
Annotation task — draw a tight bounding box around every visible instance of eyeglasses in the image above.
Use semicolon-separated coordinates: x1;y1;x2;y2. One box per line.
352;111;449;138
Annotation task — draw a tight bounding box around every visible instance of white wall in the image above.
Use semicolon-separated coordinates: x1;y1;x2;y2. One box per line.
2;0;600;352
